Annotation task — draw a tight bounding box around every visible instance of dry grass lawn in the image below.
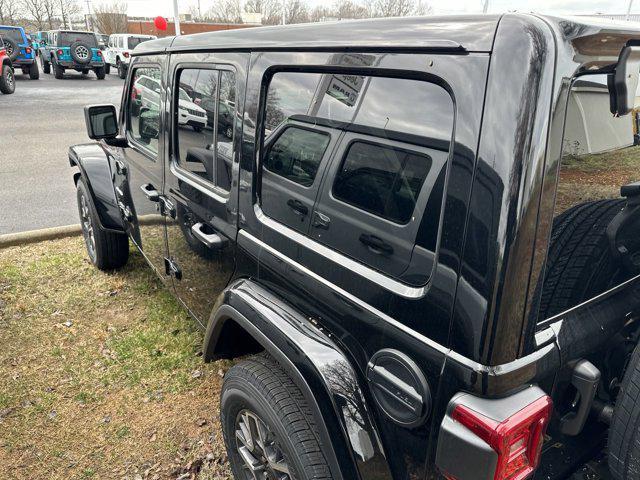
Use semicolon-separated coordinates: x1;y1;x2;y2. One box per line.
0;237;233;480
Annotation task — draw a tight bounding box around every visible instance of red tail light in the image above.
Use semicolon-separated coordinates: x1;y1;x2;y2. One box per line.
97;50;102;57
451;396;552;480
57;49;63;55
123;52;130;58
25;47;32;54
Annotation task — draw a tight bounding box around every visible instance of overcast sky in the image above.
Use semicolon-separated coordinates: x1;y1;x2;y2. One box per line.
120;0;635;22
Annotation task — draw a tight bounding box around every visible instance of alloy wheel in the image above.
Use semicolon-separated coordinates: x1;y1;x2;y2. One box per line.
234;409;292;480
79;193;96;260
5;68;14;89
75;45;89;60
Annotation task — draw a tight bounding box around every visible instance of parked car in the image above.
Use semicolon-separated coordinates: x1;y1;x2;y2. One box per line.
0;25;38;79
40;30;105;79
104;33;156;78
71;15;640;480
131;74;206;131
0;34;15;94
30;31;47;53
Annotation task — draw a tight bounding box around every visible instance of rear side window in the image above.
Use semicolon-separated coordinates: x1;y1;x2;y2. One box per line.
1;28;23;43
333;141;432;224
173;67;237;192
264;127;330;187
260;69;453;283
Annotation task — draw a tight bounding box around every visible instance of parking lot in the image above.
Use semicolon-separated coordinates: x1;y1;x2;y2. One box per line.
0;70;123;234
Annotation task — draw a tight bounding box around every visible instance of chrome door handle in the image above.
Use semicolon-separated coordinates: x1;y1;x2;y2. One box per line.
140;183;159;202
312;211;331;230
191;222;228;249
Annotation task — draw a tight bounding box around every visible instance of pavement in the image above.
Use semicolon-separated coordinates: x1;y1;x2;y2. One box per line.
0;67;124;234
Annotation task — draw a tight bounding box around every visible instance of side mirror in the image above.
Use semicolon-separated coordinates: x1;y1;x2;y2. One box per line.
609;43;640;116
139;108;159;143
84;104;118;140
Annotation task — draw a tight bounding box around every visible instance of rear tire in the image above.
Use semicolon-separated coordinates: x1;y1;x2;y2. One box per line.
221;354;332;480
42;56;50;74
105;63;110;75
0;64;15;94
537;199;626;320
117;60;126;79
28;61;39;79
76;178;129;270
609;342;640;480
53;59;64;79
95;66;106;80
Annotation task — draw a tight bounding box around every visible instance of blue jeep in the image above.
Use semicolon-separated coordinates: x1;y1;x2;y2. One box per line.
40;30;105;80
0;25;38;79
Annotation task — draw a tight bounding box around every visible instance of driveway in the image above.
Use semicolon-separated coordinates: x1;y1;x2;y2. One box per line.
0;69;123;234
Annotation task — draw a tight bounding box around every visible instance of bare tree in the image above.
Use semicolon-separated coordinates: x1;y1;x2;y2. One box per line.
0;0;19;24
92;2;128;34
205;0;243;23
372;0;415;17
334;0;370;19
284;0;309;24
244;0;280;25
21;0;45;29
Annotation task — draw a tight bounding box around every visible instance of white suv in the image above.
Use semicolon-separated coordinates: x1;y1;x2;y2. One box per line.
105;34;155;79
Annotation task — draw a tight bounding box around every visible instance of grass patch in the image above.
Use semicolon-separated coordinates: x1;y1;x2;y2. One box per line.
0;237;232;479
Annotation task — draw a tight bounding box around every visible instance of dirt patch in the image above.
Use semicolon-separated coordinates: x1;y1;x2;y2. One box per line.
0;237;233;480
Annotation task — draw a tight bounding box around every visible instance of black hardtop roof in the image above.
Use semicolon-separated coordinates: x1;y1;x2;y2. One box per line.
132;13;640;63
133;15;501;55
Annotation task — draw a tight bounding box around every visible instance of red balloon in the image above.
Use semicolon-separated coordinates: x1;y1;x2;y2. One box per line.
154;16;168;31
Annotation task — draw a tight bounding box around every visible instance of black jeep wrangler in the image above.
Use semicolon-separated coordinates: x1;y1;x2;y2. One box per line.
70;15;640;480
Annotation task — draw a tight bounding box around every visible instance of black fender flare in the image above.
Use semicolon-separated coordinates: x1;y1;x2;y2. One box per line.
203;279;394;480
69;143;124;232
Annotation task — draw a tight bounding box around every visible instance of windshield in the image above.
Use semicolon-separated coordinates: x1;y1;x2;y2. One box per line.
0;27;24;43
58;32;97;47
128;37;151;50
179;89;191;102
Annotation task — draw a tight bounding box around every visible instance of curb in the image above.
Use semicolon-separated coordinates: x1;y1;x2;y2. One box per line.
0;215;165;249
0;224;82;248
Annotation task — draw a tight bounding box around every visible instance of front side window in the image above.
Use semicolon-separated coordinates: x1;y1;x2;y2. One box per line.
127;66;161;155
174;67;236;192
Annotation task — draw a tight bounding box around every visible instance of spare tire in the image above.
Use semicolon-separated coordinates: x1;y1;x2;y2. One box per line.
2;37;19;61
70;41;91;64
537;198;626;320
609;341;640;480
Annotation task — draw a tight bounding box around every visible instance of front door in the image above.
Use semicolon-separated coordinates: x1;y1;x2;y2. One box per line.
164;54;246;325
114;59;167;276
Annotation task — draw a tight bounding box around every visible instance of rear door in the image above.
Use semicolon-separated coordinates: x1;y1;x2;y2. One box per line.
164;53;248;325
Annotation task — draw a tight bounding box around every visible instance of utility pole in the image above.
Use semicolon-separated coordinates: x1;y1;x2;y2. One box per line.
85;0;91;31
627;0;634;21
281;0;285;25
197;0;201;21
483;0;489;14
172;0;181;35
60;0;68;29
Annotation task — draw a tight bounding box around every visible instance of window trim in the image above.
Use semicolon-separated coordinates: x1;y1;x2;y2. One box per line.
262;123;332;190
125;63;163;161
169;62;238;201
331;138;434;226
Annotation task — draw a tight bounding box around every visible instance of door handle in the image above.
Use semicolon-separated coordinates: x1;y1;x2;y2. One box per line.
191;222;228;250
312;211;331;230
287;199;308;216
359;233;394;256
115;159;127;175
140;183;159;202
